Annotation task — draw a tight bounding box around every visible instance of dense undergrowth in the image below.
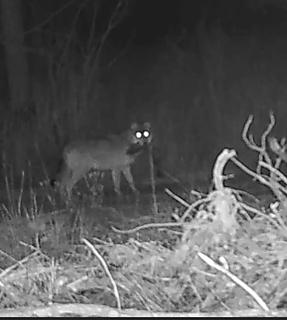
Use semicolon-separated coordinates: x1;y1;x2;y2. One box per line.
0;114;286;316
0;5;287;315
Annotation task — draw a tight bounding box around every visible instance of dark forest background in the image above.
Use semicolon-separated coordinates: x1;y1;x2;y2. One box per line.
1;0;287;190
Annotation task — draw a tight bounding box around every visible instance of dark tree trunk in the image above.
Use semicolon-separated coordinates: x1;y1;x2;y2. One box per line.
1;0;29;111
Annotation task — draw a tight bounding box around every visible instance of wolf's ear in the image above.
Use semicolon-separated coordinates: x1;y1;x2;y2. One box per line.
130;122;139;130
143;122;151;130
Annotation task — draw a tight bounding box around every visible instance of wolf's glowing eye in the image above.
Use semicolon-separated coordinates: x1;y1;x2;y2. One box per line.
143;130;150;138
135;131;142;139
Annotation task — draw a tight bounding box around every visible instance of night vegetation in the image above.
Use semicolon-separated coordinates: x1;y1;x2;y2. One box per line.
0;0;286;316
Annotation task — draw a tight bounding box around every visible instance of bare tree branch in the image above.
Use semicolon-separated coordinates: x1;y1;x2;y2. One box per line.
24;0;77;35
242;112;275;176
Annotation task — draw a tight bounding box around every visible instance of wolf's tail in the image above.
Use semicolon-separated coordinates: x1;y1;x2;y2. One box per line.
50;157;64;188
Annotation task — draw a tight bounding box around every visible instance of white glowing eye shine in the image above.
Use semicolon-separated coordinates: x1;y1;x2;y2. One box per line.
143;130;150;138
135;131;142;139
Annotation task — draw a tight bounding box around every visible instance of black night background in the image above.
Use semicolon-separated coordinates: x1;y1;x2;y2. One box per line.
2;0;287;187
0;1;287;316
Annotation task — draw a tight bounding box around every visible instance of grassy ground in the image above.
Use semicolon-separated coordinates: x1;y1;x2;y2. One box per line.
0;140;286;315
0;16;287;315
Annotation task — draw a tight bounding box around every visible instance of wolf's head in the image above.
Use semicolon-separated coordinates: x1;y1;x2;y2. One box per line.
127;122;152;146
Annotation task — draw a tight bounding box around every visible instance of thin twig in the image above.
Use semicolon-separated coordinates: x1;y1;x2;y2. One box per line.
82;238;121;310
34;141;50;183
180;197;211;222
166;187;231;223
0;252;40;279
17;171;25;216
259;161;287;186
148;144;158;214
239;202;282;230
198;252;270;312
242;113;275;176
242;115;258;151
165;187;211;222
231;157;269;187
56;0;88;76
86;0;101;53
24;0;77;35
231;157;287;197
87;0;127;82
165;188;190;207
261;112;275;161
111;222;183;234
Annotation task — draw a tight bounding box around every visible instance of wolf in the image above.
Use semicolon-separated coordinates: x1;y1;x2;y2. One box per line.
50;122;152;198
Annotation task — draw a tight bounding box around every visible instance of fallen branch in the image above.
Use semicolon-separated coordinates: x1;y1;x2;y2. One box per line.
198;252;269;312
0;303;284;317
259;161;287;187
82;238;121;310
165;188;190;208
212;149;236;191
111;222;183;234
165;188;210;222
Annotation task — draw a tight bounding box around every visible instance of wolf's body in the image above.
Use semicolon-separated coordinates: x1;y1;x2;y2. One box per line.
51;122;152;198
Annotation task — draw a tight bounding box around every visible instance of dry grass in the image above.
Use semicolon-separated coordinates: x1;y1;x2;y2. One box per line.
1;16;287;315
0;115;286;316
0;198;286;315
